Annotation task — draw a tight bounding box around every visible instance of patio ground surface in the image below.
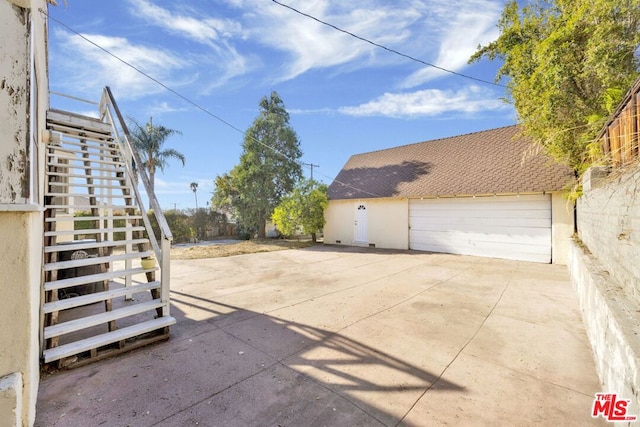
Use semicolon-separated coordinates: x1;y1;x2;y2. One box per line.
35;245;606;426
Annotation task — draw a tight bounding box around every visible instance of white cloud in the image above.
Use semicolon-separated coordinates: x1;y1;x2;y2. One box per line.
228;0;422;81
338;86;508;118
53;29;189;99
147;101;189;116
221;0;502;85
127;0;250;87
400;1;502;87
133;0;242;45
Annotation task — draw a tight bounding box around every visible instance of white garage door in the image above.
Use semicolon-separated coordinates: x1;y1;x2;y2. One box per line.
409;194;552;263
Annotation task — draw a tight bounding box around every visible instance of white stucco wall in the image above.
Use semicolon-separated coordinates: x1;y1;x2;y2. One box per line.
323;199;354;245
324;198;409;250
551;191;574;265
0;212;42;427
326;193;573;264
0;1;48;426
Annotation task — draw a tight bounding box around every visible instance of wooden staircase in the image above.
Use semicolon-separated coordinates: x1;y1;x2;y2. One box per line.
42;91;175;367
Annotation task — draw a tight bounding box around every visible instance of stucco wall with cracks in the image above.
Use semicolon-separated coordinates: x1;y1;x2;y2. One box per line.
0;1;30;204
0;1;48;426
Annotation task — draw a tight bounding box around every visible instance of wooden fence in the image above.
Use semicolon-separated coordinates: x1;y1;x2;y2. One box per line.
597;77;640;168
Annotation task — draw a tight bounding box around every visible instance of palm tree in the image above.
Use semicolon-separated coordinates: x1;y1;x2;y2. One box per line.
190;182;199;210
129;116;185;207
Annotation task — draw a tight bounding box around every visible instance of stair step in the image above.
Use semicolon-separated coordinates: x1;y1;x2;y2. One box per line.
45;214;143;222
44;225;145;237
47;109;113;134
44;300;165;339
43;316;176;363
46;163;126;174
44;250;154;271
47;146;122;160
44;204;131;211
45;266;158;291
44;238;149;253
43;281;160;313
46;155;125;168
47;182;130;190
45;171;125;181
46;123;114;143
44;192;133;200
48;138;120;153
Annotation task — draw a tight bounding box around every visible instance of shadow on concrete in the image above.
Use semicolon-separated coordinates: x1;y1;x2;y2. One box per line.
164;289;464;425
36;282;464;426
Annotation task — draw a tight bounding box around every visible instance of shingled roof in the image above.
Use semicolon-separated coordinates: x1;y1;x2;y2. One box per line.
328;125;573;200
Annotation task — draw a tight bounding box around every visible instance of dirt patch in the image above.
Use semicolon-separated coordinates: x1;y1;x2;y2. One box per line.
170;239;317;260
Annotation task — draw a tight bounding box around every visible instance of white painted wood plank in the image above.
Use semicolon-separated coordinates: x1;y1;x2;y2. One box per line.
44;226;144;237
45;215;143;222
44;266;158;291
49;144;121;159
43;282;160;313
45;171;125;181
46;154;125;168
44;251;154;271
45;162;124;174
44;192;133;200
44;300;165;339
47;111;112;133
44;238;149;253
43;316;176;363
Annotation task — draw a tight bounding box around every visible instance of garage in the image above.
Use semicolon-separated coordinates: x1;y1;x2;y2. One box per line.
326;126;574;264
409;194;552;263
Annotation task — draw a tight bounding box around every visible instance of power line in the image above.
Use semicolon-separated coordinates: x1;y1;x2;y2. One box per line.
41;8;384;198
38;9;444;197
270;0;505;88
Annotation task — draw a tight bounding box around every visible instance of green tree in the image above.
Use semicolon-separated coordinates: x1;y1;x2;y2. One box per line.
470;0;640;174
272;179;328;242
213;92;303;238
129;116;185;205
163;209;191;243
211;172;237;216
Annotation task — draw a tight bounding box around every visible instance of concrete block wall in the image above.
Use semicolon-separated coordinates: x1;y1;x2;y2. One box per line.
568;242;640;425
570;165;640;425
577;166;640;302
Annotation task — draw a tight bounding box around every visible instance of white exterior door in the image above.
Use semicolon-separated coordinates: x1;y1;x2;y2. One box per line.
409;194;552;263
354;203;368;243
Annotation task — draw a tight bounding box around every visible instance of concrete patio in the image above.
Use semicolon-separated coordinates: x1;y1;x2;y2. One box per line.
35;245;605;426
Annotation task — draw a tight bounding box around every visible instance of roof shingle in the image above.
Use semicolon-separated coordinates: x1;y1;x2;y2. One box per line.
328;125;573;200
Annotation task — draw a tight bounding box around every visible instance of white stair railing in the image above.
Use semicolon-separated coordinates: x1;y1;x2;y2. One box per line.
99;87;173;315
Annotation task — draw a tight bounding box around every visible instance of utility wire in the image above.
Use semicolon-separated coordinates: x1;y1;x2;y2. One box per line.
270;0;506;88
41;8;385;198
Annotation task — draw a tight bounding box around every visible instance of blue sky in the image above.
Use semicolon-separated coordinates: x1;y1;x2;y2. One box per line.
47;0;515;211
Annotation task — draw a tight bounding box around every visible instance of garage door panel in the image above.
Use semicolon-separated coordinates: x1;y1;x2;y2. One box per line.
410;208;551;220
410;216;551;230
410;229;550;247
409;195;552;263
410;197;550;211
412;240;551;263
